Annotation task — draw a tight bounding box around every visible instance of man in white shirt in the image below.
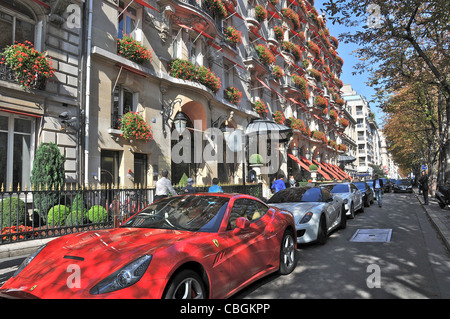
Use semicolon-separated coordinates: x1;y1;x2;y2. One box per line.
372;174;384;208
154;169;177;201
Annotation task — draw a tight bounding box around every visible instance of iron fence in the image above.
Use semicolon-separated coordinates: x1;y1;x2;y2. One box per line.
0;183;262;245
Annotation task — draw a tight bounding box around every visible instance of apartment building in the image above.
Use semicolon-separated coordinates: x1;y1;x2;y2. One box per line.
0;0;83;189
1;0;353;195
341;84;379;176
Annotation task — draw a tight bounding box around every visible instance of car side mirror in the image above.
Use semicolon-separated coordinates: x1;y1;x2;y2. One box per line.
235;217;250;230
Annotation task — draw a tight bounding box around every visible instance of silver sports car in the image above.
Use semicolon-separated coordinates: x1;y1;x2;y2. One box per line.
268;186;346;245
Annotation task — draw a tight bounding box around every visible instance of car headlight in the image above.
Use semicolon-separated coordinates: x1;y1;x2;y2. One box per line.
13;244;47;277
299;212;313;224
90;255;152;295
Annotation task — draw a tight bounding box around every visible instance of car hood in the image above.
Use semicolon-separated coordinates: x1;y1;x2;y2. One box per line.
11;228;195;289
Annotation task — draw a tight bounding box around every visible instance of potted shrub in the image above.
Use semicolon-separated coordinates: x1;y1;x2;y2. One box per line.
224;86;242;105
120;111;153;142
249;153;263;165
117;34;152;65
1;40;55;89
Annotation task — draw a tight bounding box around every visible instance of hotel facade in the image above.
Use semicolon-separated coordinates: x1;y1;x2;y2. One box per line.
0;0;355;197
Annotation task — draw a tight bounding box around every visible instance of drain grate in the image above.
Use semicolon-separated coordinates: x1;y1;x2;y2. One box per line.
350;229;392;242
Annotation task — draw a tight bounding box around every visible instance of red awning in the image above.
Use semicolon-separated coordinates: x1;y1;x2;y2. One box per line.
250;28;267;42
255;76;271;91
134;0;159;11
268;10;281;19
320;162;341;180
312;160;332;180
224;57;246;70
177;24;214;40
288;154;310;172
288;0;299;6
207;40;223;52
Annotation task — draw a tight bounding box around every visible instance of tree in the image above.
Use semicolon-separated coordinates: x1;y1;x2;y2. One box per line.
31;142;65;221
322;0;450;182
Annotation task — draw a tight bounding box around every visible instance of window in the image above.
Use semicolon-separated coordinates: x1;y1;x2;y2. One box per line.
118;0;138;39
112;85;137;129
0;113;34;189
134;153;147;187
227;198;268;230
101;150;120;185
0;1;35;50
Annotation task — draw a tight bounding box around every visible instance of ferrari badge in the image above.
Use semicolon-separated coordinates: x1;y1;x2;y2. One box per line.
213;239;219;248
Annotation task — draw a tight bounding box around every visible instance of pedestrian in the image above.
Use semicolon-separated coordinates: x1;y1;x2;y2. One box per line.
183;177;196;194
271;174;286;193
154;169;177;201
289;175;296;188
373;174;384;208
208;177;223;193
419;170;429;205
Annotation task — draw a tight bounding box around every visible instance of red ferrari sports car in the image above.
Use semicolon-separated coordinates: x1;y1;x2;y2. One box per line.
0;193;296;299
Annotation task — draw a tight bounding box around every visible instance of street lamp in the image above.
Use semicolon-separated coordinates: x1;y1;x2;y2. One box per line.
173;112;187;135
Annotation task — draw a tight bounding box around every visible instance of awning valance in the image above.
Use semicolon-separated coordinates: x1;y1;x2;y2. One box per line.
245;119;293;143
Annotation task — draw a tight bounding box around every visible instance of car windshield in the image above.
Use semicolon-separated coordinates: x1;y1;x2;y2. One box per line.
121;195;229;232
397;179;411;185
353;182;367;190
268;187;322;203
323;184;349;193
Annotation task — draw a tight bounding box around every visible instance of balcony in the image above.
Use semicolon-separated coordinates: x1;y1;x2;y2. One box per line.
0;63;46;90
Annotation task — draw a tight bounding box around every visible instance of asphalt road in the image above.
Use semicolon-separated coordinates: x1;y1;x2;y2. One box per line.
1;191;449;299
234;191;450;299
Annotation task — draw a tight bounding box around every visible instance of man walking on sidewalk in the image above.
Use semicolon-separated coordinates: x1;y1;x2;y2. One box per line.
419;170;429;205
373;174;384;208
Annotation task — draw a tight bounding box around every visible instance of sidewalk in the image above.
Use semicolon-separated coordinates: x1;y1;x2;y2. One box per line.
414;189;450;252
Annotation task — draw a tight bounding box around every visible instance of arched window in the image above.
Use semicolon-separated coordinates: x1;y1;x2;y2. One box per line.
0;0;36;50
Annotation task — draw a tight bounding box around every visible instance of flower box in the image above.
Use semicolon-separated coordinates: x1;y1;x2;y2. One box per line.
273;111;285;124
120;111;153;142
1;41;55;89
117;34;152;65
168;59;221;93
253;99;268;117
224;86;242;105
224;26;242;46
254;44;275;66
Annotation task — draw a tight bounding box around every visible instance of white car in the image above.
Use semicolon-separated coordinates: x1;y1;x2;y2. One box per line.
268;186;346;245
322;183;364;219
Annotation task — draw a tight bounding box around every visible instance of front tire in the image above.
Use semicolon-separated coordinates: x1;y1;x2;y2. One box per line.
317;215;328;245
279;230;296;275
163;269;207;299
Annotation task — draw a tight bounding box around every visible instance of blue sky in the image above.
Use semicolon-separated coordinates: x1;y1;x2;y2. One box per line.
314;0;383;125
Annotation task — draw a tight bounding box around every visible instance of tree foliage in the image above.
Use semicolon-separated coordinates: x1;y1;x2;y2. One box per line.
322;0;450;181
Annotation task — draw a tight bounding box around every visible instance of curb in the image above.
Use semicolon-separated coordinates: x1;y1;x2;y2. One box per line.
0;238;55;259
414;191;450;253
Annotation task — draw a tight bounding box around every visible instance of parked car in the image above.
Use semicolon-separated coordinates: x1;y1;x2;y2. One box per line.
268;186;346;245
322;183;364;219
393;179;413;193
353;181;375;207
0;193;296;299
381;178;393;193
